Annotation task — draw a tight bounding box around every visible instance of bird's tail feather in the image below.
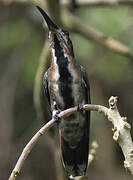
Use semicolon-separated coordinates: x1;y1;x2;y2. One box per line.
60;128;89;178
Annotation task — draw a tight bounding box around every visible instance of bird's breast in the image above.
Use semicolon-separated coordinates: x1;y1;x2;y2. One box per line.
50;62;86;148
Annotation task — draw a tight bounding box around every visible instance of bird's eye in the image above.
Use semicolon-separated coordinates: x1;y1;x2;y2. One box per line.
62;29;69;36
65;31;69;36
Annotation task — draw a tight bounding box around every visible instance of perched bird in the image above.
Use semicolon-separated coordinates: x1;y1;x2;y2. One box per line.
37;6;91;179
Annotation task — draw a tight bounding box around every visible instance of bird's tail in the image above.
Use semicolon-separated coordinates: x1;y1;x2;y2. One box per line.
60;127;89;178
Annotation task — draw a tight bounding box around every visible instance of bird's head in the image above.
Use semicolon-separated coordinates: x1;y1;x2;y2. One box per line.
37;6;74;58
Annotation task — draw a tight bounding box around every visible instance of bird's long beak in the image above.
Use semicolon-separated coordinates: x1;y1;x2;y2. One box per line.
36;6;58;32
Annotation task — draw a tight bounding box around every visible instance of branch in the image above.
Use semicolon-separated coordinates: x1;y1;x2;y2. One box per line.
61;0;133;7
62;10;133;58
2;0;133;58
8;118;56;180
107;96;133;173
2;0;133;7
88;141;99;167
33;40;49;119
8;96;133;180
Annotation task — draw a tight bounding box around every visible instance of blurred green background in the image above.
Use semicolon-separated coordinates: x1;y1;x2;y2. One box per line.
0;1;133;180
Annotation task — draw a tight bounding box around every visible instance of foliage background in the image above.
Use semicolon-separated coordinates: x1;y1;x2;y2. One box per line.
0;1;133;180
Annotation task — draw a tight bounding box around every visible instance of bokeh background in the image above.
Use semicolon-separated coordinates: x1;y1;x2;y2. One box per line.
0;0;133;180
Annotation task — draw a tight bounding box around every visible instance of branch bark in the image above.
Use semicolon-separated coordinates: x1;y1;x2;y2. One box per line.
62;10;133;58
8;96;133;180
61;0;133;7
33;40;49;119
8;118;56;180
1;0;133;58
2;0;133;7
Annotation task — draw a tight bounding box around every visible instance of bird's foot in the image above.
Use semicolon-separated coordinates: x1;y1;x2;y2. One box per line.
77;103;84;113
53;114;61;125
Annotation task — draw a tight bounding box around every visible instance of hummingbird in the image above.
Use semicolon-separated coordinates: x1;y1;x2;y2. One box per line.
37;6;91;179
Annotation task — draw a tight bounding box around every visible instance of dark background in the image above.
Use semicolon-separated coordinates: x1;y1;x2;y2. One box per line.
0;1;133;180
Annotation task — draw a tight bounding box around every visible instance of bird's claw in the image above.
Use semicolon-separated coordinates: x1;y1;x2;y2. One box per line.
53;114;61;125
77;103;84;113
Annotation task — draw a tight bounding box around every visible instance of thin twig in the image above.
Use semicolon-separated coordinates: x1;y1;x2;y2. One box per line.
2;0;133;7
33;40;49;119
62;10;133;58
88;141;99;167
8;104;101;180
61;0;133;7
8;118;56;180
9;97;133;180
1;0;133;58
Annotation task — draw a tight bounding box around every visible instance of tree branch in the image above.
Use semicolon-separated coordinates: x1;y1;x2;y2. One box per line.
1;0;133;58
8;118;56;180
8;96;133;180
62;10;133;58
2;0;133;7
88;141;99;167
61;0;133;7
33;40;49;119
107;96;133;174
